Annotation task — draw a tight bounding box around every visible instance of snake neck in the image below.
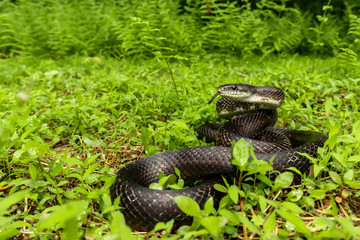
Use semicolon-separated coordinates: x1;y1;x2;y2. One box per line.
216;98;279;118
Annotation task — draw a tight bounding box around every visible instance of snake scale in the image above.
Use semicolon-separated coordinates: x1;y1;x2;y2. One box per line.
110;84;327;231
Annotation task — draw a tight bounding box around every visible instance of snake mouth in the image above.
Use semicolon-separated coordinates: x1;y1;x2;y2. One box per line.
206;92;220;104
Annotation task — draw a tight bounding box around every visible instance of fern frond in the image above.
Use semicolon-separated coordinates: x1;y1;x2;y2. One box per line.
348;14;360;37
336;47;359;74
0;14;21;56
164;55;189;60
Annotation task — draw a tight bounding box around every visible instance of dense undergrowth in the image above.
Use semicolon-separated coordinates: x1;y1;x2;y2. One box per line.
1;0;360;239
0;55;359;239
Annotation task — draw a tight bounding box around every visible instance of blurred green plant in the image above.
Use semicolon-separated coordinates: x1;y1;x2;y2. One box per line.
0;0;359;58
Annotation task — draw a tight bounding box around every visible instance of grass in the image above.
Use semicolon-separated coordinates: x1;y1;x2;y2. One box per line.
0;54;360;239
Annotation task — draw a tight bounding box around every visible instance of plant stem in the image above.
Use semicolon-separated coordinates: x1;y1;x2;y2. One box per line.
164;57;180;102
313;0;332;71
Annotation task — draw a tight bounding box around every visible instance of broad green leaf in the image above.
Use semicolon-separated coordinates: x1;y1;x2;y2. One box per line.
149;183;163;190
329;171;342;185
171;120;189;130
258;195;267;212
204;197;214;215
344;179;360;188
141;126;151;146
57;180;68;187
168;184;183;190
314;229;346;239
337;135;356;143
344;169;354;181
309;189;326;200
324;98;334;117
102;193;112;208
183;229;209;240
311;216;333;231
219;195;231;209
63;217;80;239
355;227;360;236
83;162;100;178
280;202;304;214
173;196;202;217
228;185;239;204
29;164;38;181
256;174;273;187
298;152;318;164
336;217;356;239
201;216;220;235
218;209;239;224
88;189;103;199
327;120;341;138
324;197;338;217
264;211;276;235
245;159;273;176
287;189;303;202
41;172;57;188
313;164;322;178
277;228;290;237
109;211;133;239
276;210;310;235
155;171;178;190
251;214;264;226
214;184;228;193
174;167;181;178
148;219;174;236
3;221;31;229
353;120;360;141
177;179;184;188
274;172;293;190
64;157;84;167
325;134;337;150
83;154;101;166
37;201;88;231
74;187;88;195
302;196;315;207
232;139;249;169
52;162;64;178
285;220;296;231
0;190;30;213
82;135;101;148
347;155;360;162
20;126;37;141
0;228;19;240
237;212;261;235
103;175;117;190
159;174;177;187
286;167;302;177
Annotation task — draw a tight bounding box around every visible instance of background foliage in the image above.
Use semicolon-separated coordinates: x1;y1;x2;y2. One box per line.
0;0;360;58
0;0;360;239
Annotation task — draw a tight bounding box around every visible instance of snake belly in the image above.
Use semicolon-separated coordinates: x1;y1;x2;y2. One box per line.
109;84;327;231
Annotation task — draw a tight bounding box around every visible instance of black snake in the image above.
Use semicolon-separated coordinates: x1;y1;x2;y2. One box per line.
109;84;327;231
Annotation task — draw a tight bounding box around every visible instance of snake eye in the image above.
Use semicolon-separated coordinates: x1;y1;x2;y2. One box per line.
231;85;237;90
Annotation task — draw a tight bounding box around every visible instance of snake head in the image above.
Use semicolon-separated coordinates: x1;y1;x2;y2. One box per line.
213;84;284;108
217;84;254;100
207;84;253;104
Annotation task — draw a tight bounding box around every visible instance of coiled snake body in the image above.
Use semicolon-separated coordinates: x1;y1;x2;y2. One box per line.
110;84;327;231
